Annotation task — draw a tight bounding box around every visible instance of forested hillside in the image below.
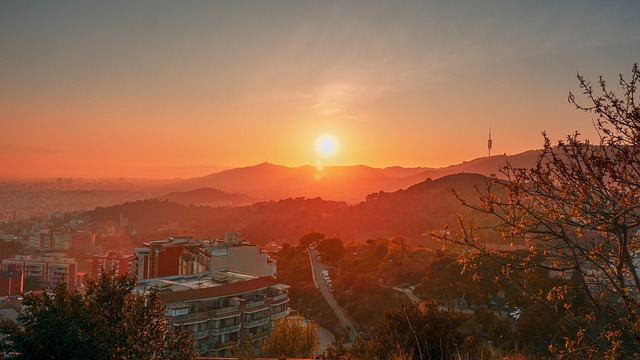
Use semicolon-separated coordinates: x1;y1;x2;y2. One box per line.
87;173;503;246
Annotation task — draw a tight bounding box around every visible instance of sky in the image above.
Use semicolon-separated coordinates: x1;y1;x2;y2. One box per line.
1;1;639;179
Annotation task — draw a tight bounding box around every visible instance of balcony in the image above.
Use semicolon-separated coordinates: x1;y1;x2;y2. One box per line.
195;344;208;354
210;324;241;335
171;306;240;324
243;317;270;328
270;309;288;319
212;339;237;351
271;293;288;302
241;332;270;343
194;330;209;339
215;305;241;316
243;299;265;310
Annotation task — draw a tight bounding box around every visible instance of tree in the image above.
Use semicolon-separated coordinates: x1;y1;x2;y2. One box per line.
351;302;472;360
299;232;325;247
0;272;194;359
260;315;318;359
443;64;640;358
421;256;462;310
316;237;345;262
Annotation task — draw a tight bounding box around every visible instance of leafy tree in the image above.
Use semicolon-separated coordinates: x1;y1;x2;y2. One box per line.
260;315;318;359
0;282;90;359
352;302;472;360
317;339;352;360
472;308;515;352
444;64;640;358
514;302;569;358
299;232;325;247
421;256;463;310
0;272;194;360
316;237;345;262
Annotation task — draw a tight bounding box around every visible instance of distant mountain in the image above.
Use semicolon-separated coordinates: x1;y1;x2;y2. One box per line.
160;188;252;207
348;172;504;243
420;150;541;180
171;162;426;203
88;172;503;247
167;150;541;203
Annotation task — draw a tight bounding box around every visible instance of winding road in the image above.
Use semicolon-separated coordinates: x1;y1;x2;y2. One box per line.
307;247;358;343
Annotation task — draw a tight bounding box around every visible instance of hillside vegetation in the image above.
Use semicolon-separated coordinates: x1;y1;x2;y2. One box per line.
87;173;504;246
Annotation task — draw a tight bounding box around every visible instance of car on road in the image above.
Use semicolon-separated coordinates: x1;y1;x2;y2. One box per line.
509;308;523;320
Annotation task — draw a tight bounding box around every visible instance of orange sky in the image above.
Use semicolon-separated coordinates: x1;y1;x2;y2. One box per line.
1;2;638;179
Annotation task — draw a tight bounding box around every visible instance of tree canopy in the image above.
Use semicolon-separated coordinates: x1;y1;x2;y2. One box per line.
316;237;345;262
349;302;472;360
299;232;325;247
445;64;640;358
260;315;318;359
0;272;194;360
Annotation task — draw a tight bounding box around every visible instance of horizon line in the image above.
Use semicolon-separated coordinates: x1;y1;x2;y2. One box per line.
0;151;537;182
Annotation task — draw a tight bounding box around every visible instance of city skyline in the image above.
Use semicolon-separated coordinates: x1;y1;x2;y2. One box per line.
2;1;639;179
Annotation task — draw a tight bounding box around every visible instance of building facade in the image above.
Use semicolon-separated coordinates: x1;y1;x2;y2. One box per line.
0;263;23;297
135;237;194;279
2;253;77;291
138;272;289;357
92;250;137;278
136;233;276;280
28;228;95;252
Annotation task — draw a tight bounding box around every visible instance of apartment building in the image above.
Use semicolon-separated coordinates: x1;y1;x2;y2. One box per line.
28;228;95;251
138;271;289;357
135;237;195;279
92;250;137;278
136;233;276;280
29;228;72;251
0;263;23;297
2;253;77;291
181;242;276;278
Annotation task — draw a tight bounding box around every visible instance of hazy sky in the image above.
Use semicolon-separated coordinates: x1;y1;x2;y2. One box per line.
2;1;639;178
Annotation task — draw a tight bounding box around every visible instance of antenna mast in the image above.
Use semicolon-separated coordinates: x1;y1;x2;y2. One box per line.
488;124;493;157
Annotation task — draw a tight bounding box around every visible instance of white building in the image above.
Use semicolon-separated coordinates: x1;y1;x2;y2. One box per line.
137;271;289;357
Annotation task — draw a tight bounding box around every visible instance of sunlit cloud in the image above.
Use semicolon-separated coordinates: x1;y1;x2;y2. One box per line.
314;82;354;116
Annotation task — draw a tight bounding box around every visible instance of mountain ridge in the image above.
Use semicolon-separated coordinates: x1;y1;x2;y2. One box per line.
166;150;541;203
88;172;503;246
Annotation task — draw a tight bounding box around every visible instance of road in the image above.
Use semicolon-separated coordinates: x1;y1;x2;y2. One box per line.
393;286;476;314
315;324;336;356
307;247;358;343
393;286;422;304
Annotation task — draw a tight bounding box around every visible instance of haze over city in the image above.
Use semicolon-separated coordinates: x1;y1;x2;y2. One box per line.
4;3;640;358
2;1;639;179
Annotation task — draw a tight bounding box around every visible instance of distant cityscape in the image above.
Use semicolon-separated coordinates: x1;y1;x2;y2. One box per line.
1;229;288;358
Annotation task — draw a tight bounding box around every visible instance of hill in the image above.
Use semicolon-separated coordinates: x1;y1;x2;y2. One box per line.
170;162;426;203
87;173;502;247
160;188;252;207
166;150;539;203
422;150;541;179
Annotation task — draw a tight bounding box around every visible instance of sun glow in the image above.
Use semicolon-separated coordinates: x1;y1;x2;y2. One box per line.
315;134;339;157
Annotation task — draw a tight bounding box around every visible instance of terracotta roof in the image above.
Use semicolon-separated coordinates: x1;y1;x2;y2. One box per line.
159;276;279;304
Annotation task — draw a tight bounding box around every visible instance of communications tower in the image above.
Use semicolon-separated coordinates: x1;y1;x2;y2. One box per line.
488;125;492;157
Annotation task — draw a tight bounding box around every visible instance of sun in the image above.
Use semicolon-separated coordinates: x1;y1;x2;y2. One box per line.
315;134;339;157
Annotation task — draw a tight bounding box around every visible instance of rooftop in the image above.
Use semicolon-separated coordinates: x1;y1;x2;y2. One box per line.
136;271;283;304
